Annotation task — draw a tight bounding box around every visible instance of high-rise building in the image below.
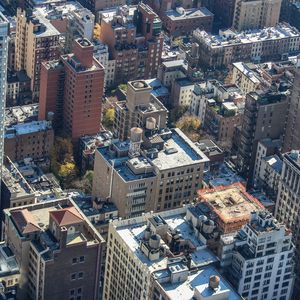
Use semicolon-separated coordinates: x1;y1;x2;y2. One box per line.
219;211;295;300
15;9;61;100
99;4;163;84
92;127;209;218
237;91;288;183
0;12;9;200
3;198;105;300
283;67;300;152
275;150;300;296
103;206;242;300
39;38;105;141
233;0;282;31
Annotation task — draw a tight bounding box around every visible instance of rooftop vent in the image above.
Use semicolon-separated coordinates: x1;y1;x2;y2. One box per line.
209;275;220;290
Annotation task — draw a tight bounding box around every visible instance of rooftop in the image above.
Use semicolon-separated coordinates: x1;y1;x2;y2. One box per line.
175;77;193;87
30;9;61;38
166;7;213;20
204;162;245;187
198;183;264;224
285;150;300;169
34;2;84;19
6;198;104;252
158;266;241;300
0;243;19;278
15;159;63;202
263;154;283;173
5;104;38;127
113;207;217;273
2;157;34;198
194;23;300;48
148;128;209;170
5;121;52;138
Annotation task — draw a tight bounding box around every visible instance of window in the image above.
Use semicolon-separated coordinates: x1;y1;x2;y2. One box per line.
79;256;85;263
78;272;84;279
72;258;77;264
71;273;76;280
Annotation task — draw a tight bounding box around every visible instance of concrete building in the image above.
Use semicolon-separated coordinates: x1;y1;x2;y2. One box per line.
103;206;242;300
252;138;281;187
283;67;300;152
220;211;294;300
99;4;163;84
163;7;213;37
92;127;209;218
231;61;295;94
0;13;9;194
193;24;300;69
93;40;116;88
258;154;283;200
4;120;54;162
65;7;95;53
15;9;61;100
0;242;20;297
197;183;264;234
157;59;187;88
275;150;300;295
3;198;105;300
39;38;105;141
233;0;282;31
170;77;194;107
114;80;168;141
237;91;288;183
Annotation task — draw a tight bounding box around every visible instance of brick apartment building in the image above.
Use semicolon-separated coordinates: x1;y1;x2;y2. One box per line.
3;198;105;300
99;3;163;84
39;38;105;141
162;7;213;37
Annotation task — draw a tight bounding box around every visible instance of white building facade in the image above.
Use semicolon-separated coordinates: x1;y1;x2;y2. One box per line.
230;211;294;300
0;13;9;184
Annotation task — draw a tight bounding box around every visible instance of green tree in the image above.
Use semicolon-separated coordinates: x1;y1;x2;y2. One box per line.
102;108;115;130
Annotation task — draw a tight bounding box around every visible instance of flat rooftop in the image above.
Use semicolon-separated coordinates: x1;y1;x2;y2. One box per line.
149;129;209;170
194;23;300;48
5;104;38;127
166;7;213;20
198;183;264;224
2;159;34;198
0;243;19;277
158;266;241;300
34;2;84;18
100;5;137;28
114;208;217;273
162;59;186;69
5;120;52;138
31;10;61;37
